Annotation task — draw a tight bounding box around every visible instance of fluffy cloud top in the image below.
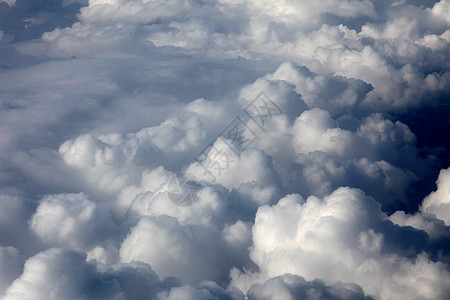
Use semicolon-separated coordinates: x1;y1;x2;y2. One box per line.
30;193;115;249
420;167;450;225
231;188;450;299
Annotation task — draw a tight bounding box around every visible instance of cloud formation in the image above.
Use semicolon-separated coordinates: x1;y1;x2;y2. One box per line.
231;188;450;299
0;0;449;299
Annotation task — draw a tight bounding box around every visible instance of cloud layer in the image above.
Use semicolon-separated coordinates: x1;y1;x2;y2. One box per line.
1;0;449;299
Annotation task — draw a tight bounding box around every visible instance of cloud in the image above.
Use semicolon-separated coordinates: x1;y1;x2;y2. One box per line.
389;167;450;243
0;247;25;296
3;248;97;300
0;0;15;7
119;215;253;285
263;61;373;116
247;274;374;300
420;167;450;225
0;191;39;254
230;187;450;299
30;193;115;249
59;0;450;110
0;0;85;42
2;247;245;300
1;0;450;299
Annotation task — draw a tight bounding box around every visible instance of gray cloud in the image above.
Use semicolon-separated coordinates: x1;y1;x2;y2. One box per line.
247;274;374;300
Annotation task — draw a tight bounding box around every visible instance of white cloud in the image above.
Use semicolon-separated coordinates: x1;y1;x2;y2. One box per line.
2;248;94;300
389;167;450;238
0;0;15;7
30;193;115;249
1;0;449;299
119;215;251;285
28;0;449;113
420;167;450;225
58;117;208;195
2;247;244;300
231;187;450;299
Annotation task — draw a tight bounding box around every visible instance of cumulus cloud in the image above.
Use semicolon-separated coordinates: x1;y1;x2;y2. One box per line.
30;193;115;249
0;0;449;299
230;188;450;299
247;274;374;300
3;248;98;300
2;247;246;300
420;167;450;224
389;167;450;242
119;215;253;285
